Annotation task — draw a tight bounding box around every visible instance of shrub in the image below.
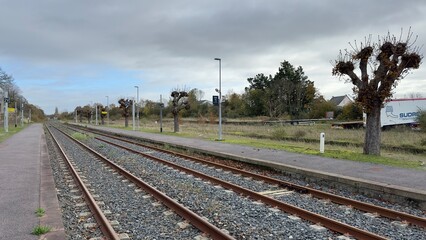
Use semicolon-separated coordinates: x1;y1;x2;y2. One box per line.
32;225;51;235
417;110;426;133
293;130;307;139
71;132;91;141
35;208;45;217
272;128;287;140
421;138;426;146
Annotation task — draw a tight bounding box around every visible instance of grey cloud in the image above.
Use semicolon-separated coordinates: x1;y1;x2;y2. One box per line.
1;0;426;113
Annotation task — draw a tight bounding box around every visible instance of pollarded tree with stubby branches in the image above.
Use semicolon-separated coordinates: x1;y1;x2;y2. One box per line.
332;30;422;155
171;90;190;132
118;98;133;127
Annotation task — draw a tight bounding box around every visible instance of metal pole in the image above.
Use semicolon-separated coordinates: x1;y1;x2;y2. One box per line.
90;101;93;124
95;104;98;125
106;96;109;125
14;101;17;127
214;58;222;141
135;86;139;130
75;109;77;123
132;98;135;130
4;91;8;132
160;94;163;133
29;109;31;124
21;98;23;127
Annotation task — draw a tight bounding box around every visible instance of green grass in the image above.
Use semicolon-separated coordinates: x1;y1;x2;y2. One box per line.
223;136;424;169
35;208;45;217
82;119;426;170
0;125;27;143
31;225;51;235
71;132;91;141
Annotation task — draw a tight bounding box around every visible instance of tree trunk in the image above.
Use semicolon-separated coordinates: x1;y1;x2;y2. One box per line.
364;106;381;155
124;116;129;127
173;114;179;132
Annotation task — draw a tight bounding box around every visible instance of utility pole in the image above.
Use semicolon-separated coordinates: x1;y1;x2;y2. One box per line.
4;90;8;132
95;103;98;125
106;96;109;125
135;86;139;130
14;101;17;127
214;57;223;141
160;94;163;133
132;98;136;130
21;98;23;127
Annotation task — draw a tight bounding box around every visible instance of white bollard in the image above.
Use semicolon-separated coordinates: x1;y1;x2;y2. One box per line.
320;132;325;153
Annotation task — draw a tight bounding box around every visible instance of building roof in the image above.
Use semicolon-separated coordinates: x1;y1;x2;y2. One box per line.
329;95;353;107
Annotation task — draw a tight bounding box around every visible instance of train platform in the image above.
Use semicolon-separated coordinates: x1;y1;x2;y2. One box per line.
86;124;426;209
0;124;65;240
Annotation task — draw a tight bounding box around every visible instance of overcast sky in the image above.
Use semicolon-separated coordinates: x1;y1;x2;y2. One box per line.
1;0;425;114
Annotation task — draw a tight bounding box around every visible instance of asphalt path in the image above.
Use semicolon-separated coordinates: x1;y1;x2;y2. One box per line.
0;124;41;240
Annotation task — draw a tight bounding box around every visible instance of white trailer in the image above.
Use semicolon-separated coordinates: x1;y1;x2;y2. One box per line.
381;98;426;128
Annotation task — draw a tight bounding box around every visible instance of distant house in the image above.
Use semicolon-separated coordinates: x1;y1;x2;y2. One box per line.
329;94;353;108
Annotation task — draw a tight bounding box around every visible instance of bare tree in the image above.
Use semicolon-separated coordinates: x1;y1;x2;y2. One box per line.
171;91;190;132
81;105;92;123
118;99;133;127
75;106;83;122
332;29;422;155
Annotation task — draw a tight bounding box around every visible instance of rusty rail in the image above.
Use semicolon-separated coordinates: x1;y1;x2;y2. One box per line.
81;126;426;229
52;125;235;240
93;136;388;240
46;126;121;240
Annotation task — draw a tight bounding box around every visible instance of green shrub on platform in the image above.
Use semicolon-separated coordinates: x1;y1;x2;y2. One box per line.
32;225;51;235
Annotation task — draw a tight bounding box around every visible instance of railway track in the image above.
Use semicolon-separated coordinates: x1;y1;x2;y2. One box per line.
46;126;121;239
46;124;234;239
57;123;426;239
72;125;426;228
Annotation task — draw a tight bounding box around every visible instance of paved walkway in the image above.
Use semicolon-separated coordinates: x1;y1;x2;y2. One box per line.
0;124;64;240
90;125;426;193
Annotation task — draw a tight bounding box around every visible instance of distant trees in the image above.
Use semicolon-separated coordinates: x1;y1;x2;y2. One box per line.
245;60;317;118
332;30;422;155
1;67;43;123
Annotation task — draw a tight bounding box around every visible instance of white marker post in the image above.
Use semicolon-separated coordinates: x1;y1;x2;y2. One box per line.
320;132;325;153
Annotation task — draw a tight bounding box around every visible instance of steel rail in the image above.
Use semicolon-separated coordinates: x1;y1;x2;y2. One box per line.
52;125;235;240
94;136;388;240
84;127;426;228
45;126;121;240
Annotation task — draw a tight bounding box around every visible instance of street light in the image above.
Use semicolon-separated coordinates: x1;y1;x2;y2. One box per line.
214;58;222;141
106;96;109;125
134;86;139;130
0;82;8;132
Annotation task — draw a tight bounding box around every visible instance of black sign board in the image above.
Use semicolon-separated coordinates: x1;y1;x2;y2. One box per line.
212;95;219;106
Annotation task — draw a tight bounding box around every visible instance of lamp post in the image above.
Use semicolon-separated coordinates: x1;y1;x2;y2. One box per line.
21;98;23;127
106;96;109;125
214;58;222;141
0;85;8;132
134;86;139;130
